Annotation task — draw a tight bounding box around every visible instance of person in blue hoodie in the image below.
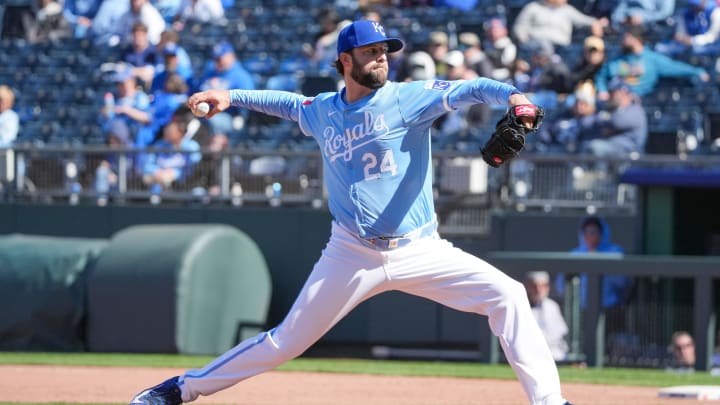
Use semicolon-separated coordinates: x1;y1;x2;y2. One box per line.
555;216;633;313
595;25;709;100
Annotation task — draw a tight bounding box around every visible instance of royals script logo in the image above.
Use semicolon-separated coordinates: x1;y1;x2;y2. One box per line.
323;111;389;162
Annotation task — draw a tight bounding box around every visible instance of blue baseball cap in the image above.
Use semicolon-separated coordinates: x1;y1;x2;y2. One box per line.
163;42;179;57
337;20;404;55
111;67;134;83
213;41;234;59
608;77;631;92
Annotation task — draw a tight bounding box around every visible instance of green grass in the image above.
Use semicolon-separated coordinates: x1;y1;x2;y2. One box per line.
1;352;719;387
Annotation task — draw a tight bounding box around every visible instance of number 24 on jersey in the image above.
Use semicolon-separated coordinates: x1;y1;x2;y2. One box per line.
362;150;398;181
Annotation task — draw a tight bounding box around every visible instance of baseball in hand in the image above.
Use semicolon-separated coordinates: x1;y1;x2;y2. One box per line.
194;102;210;117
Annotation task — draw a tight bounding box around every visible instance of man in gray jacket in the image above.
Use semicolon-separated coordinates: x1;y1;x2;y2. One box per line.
580;78;648;157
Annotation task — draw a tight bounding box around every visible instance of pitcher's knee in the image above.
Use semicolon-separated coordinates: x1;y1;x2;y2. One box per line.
265;330;306;363
489;278;529;312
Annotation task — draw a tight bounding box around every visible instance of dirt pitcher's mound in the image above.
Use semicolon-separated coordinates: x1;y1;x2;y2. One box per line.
0;365;699;405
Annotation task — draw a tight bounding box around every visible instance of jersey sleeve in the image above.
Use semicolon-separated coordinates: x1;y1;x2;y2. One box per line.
229;89;307;122
397;78;519;126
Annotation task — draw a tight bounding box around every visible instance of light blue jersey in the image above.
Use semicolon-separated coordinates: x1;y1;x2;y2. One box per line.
230;78;519;238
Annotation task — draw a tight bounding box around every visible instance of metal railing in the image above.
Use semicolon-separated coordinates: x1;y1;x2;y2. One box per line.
2;145;718;233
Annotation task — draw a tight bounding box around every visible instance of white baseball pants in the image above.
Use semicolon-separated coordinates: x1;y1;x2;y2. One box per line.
179;222;567;405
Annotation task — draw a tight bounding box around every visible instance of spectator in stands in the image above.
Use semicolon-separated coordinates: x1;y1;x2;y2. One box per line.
116;0;166;45
512;0;608;51
581;78;647;157
667;331;696;372
172;0;225;32
89;0;128;46
135;73;189;148
568;36;606;93
0;86;19;148
188;132;234;197
394;50;436;82
150;42;192;95
303;8;347;73
195;41;255;140
24;0;71;44
458;32;493;80
426;31;450;79
656;0;720;57
93;119;131;199
555;216;633;315
595;25;709;100
610;0;676;28
142;104;202;191
534;83;598;153
515;41;573;96
431;50;487;146
483;17;517;82
583;0;619;19
154;30;193;83
101;67;151;146
121;22;158;89
524;271;569;362
62;0;103;39
445;50;489;127
152;0;182;25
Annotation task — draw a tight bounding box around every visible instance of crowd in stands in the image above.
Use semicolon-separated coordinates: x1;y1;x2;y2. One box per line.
1;0;720;194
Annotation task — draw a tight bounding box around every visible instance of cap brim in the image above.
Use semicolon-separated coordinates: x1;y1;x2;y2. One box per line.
386;38;404;53
341;38;404;54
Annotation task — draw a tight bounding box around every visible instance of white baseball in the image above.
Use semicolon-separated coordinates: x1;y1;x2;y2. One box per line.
194;102;210;117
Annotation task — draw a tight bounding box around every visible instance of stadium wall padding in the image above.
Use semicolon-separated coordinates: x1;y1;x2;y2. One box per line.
0;234;108;351
0;203;640;352
86;224;271;355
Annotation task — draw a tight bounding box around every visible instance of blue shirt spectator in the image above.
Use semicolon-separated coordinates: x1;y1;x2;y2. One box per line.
195;41;255;93
0;86;19;147
152;0;182;25
142;105;201;189
121;22;159;87
115;0;166;45
595;25;709;98
62;0;103;38
150;42;192;95
100;68;151;145
534;84;598;153
154;30;193;82
610;0;676;26
90;0;128;45
656;0;720;56
195;41;255;137
555;216;633;310
137;73;189;147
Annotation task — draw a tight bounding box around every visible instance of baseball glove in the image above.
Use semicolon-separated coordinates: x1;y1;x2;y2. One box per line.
481;104;544;168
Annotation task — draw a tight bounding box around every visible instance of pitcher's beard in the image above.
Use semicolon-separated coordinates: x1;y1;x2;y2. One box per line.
351;64;387;89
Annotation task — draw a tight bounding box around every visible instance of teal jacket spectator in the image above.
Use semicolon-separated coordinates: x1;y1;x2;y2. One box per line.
595;25;708;98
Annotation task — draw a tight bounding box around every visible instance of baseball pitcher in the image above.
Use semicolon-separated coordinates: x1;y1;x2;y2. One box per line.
130;20;571;405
